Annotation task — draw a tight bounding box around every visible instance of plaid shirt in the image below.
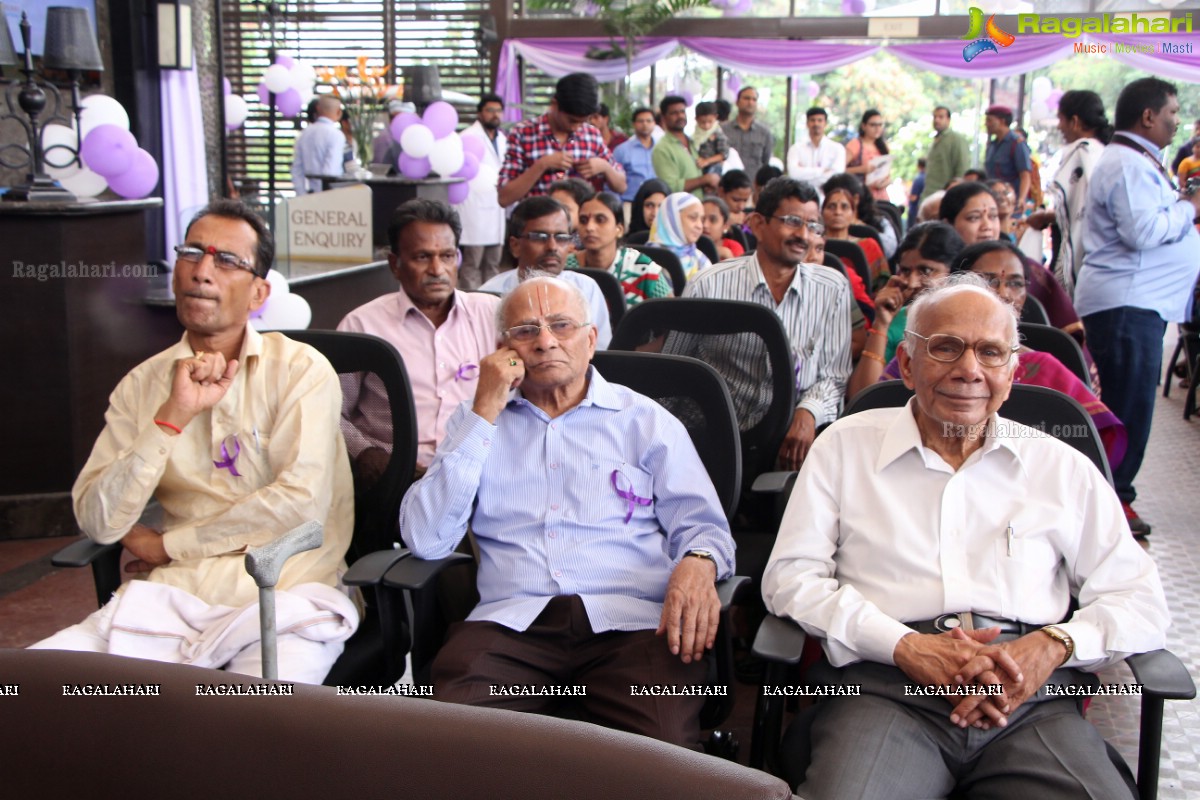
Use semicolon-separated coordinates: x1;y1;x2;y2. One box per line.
498;114;623;197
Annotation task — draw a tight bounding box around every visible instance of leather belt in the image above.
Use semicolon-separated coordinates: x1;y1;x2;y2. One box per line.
907;613;1038;636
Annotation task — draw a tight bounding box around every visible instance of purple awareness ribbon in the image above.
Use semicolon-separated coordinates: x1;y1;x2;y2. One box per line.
213;435;242;477
610;470;651;524
793;352;803;394
455;362;479;381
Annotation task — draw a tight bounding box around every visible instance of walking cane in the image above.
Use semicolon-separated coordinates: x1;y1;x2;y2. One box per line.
244;521;324;681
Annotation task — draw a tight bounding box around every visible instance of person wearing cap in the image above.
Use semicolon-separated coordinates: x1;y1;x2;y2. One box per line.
983;105;1033;214
373;98;414;169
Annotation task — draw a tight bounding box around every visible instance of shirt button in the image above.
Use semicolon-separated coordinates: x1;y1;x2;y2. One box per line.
437;390;445;398
549;531;557;538
439;362;446;369
550;423;556;430
554;570;563;578
550;463;559;469
482;439;491;447
159;448;167;455
551;504;559;510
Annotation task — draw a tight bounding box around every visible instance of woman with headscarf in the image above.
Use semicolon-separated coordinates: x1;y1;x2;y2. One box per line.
649;192;712;279
626;178;670;238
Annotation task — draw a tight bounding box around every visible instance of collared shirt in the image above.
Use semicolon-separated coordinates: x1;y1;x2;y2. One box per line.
72;326;354;608
666;252;853;428
785;136;846;188
456;120;508;246
1075;131;1200;322
651;133;703;197
477;269;613;349
291;117;346;195
922;129;972;202
612;136;657;203
399;368;736;633
762;401;1169;671
722;118;775;182
984;130;1032;195
498;114;622;198
337;289;500;468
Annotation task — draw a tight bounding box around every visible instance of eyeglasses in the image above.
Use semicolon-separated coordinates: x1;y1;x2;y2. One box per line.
772;216;824;235
977;275;1027;292
174;244;258;276
518;231;579;247
906;331;1018;368
504;319;589;342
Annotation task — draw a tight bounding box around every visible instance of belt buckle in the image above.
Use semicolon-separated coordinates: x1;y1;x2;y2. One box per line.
934;612;975;632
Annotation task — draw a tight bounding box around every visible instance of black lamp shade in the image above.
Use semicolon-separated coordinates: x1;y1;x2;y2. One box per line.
403;66;442;109
42;6;103;71
0;4;19;67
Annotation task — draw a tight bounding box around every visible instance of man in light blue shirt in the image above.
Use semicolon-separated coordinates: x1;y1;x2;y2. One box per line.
612;107;658;205
1075;77;1200;536
400;275;735;748
290;96;346;195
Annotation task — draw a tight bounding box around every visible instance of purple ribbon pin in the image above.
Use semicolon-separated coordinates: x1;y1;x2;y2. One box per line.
610;470;651;524
213;435;242;477
455;362;479;381
793;353;803;393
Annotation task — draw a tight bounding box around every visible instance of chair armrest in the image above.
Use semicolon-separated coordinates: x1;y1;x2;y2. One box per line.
1127;649;1197;700
716;575;751;611
750;471;798;495
51;538;121;568
343;548;411;587
382;552;473;591
752;615;808;665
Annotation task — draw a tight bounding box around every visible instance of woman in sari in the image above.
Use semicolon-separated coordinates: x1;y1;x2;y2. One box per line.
649;192;711;279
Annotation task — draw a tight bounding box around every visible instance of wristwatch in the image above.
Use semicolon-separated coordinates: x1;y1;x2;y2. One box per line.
684;549;717;569
1040;625;1075;665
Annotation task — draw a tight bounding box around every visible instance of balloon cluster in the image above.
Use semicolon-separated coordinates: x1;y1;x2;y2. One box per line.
41;95;159;199
390;101;479;204
1031;76;1062;122
250;270;313;331
223;78;248;130
257;55;317;119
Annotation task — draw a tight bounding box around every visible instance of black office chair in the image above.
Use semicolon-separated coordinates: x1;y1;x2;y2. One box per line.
824;239;872;297
875;201;905;237
573;267;625;330
1018;322;1091;388
1163;323;1200;420
753;382;1195;800
624;229;651;245
847;224;883;253
725;225;749;250
1020;294;1051;325
382;351;752;756
628;243;686;296
52;330;420;688
697;234;720;265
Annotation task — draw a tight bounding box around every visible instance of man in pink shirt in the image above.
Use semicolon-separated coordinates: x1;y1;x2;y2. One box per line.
338;199;500;481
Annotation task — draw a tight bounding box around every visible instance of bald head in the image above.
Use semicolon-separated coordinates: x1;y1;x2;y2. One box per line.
315;95;342;120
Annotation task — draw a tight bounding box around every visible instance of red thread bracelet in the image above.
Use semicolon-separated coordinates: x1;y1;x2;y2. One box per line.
154;419;183;435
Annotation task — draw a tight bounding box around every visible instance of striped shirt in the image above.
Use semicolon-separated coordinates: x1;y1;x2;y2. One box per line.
399;368;735;633
668;252;853;427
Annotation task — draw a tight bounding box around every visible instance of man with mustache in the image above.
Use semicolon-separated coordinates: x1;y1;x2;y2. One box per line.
401;275;734;748
667;177;852;470
31;200;358;682
764;276;1168;799
478;195;612;348
339;199;501;482
1074;77;1200;538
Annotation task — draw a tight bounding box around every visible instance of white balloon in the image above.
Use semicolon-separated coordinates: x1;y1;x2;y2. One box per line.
1031;76;1053;101
42;124;82;177
400;123;435;158
224;94;249;129
253;293;311;331
290;62;317;93
264;269;291;297
263;64;292;94
79;95;130;138
428;135;465;176
58;166;108;198
1031;100;1053;121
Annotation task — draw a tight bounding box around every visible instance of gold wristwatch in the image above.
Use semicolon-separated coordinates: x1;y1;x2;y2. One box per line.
1040;625;1075;665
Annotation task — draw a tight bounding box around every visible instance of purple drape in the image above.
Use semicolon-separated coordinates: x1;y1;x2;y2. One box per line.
679;38;878;74
160;69;209;265
1090;34;1200;83
890;36;1075;79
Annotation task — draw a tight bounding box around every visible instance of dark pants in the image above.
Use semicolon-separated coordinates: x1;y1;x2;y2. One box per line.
432;595;706;749
1082;306;1167;504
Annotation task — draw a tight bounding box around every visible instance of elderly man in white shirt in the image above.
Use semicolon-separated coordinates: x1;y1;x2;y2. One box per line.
762;274;1168;800
291;96;346;195
455;93;509;290
785;107;846;193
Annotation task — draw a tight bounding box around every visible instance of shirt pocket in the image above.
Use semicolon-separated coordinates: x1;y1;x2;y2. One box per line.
992;536;1062;620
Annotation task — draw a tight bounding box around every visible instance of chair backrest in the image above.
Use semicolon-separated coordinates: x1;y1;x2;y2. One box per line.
725;225;749;250
591;351;742;519
624;229;651;245
1020;294;1050;326
610;298;796;486
822;252;849;279
628;243;686;296
280;330;418;562
1018;322;1090;387
573;267;626;329
848;224;882;251
697;234;720;264
875;201;904;237
844;380;1112;484
824;239;871;295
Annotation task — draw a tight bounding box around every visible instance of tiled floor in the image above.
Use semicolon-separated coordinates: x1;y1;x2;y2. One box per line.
1;332;1197;793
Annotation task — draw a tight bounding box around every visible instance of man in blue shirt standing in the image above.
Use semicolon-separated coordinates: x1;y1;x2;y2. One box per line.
612;107;659;217
984;105;1033;213
400;275;736;748
1075;77;1200;536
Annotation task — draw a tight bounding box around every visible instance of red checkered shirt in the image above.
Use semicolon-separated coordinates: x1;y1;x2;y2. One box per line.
498;114;623;197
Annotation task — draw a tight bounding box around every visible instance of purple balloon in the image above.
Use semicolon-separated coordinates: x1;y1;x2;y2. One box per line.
275;54;296;69
80;124;139;179
447;180;470;205
398;152;431;180
107;148;160;199
257;82;271;106
454;152;480;182
390;111;422;142
841;0;867;14
223;77;232;95
276;88;303;118
460;133;486;162
422;101;459;139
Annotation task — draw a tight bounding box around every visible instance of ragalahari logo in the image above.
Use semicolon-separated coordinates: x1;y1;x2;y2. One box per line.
961;7;1016;62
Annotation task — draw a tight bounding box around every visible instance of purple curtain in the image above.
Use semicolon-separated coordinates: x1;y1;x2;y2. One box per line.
160;69;209;265
889;36;1075;79
1089;34;1200;83
679;38;878;75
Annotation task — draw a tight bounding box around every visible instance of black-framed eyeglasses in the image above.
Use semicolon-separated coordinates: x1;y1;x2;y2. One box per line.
772;216;824;235
504;319;589;342
517;231;579;247
906;331;1018;368
174;244;258;276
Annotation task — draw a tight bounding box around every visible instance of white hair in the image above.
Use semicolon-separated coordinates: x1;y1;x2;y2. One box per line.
903;272;1020;357
495;272;591;336
918;190;945;222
